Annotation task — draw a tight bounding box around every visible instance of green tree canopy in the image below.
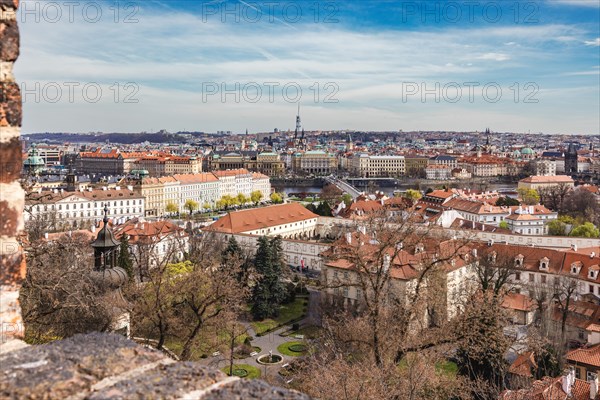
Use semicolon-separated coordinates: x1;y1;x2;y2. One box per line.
270;192;283;204
117;234;134;280
498;221;509;230
404;189;422;201
166;202;178;214
570;222;600;238
316;201;333;217
495;196;520;207
237;193;248;205
250;190;263;205
547;220;567;236
251;236;288;320
518;188;540;205
341;193;353;207
184;199;199;215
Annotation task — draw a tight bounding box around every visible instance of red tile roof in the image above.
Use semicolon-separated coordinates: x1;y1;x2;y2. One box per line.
205;203;318;234
566;343;600;368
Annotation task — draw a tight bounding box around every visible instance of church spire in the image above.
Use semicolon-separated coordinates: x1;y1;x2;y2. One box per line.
295;104;301;140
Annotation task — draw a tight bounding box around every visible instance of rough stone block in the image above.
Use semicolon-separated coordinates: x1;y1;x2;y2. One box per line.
0;1;19;9
0;243;24;286
0;333;166;399
202;379;312;400
0;136;22;183
0;81;21;127
0;19;19;61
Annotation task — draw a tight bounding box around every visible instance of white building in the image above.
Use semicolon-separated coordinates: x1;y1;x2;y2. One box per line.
25;187;145;229
174;172;220;209
351;154;406;177
252;172;271;200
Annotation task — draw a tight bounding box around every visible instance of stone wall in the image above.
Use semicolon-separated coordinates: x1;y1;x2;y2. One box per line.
0;0;25;343
0;332;310;399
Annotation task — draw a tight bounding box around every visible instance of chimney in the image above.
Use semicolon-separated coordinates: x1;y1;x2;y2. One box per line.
590;374;598;400
572;244;578;252
529;205;534;214
358;226;366;235
345;232;352;244
562;368;576;396
44;232;49;240
91;225;96;233
591;252;596;259
472;248;478;258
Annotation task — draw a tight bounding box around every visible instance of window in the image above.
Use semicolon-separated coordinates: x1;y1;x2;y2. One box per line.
356;288;362;300
515;272;521;281
587;371;597;382
590;285;594;293
343;287;349;298
528;273;534;282
541;275;546;284
578;330;585;340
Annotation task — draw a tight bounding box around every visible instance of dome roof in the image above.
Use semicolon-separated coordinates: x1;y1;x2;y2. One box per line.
91;206;120;249
91;267;128;288
24;145;45;167
521;147;534;155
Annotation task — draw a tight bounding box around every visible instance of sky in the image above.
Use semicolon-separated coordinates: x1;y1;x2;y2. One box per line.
15;0;600;135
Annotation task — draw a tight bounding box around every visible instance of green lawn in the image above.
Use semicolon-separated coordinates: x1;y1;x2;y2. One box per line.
221;364;261;379
163;325;249;361
435;361;458;377
398;357;458;378
250;298;307;335
277;341;308;357
293;325;321;339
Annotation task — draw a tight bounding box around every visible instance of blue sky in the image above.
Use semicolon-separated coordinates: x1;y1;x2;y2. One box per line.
16;0;600;134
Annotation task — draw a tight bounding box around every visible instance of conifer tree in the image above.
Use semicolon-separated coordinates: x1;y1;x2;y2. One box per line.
118;234;134;280
251;236;287;320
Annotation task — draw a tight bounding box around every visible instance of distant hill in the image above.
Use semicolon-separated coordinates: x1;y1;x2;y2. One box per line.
23;131;207;144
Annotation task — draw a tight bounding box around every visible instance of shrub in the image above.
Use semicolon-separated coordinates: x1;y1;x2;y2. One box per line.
288;344;307;353
292;323;300;331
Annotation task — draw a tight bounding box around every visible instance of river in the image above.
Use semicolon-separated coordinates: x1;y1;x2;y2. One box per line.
281;183;519;198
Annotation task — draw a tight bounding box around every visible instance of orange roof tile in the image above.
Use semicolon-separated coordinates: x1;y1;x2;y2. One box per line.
566;343;600;367
205;203;318;234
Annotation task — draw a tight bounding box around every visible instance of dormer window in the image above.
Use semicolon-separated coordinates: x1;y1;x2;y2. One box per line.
571;262;582;275
515;254;524;267
539;257;549;271
415;243;424;254
589;265;599;280
488;251;497;263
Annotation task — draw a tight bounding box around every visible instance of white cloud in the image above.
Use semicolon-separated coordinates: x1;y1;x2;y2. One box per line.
584;38;600;46
549;0;600;7
13;5;599;135
477;53;510;61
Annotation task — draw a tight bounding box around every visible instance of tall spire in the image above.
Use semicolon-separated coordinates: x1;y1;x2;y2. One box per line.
103;204;109;224
295;104;301;140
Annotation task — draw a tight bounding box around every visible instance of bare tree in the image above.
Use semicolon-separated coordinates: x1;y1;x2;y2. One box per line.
20;233;116;341
552;275;578;349
472;249;517;297
298;212;475;399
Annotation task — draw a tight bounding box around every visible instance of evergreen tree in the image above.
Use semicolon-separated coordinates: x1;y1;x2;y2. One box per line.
222;235;241;260
305;203;317;213
117;234;134;280
222;236;249;285
251;236;287;320
316;201;333;217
